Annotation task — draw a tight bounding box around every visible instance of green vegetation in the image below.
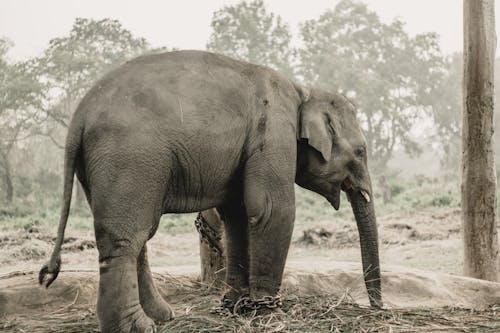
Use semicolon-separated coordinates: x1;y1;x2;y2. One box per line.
0;173;465;234
295;175;463;225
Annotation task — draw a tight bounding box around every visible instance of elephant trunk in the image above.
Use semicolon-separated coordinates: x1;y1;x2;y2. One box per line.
349;188;382;307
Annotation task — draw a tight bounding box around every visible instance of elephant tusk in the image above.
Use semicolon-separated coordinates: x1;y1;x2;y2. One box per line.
360;190;371;203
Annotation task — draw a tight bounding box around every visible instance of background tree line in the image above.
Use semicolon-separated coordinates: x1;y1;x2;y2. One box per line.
0;0;491;204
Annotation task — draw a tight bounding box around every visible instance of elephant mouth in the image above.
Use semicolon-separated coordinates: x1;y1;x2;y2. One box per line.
328;184;342;211
341;178;371;203
326;178;371;211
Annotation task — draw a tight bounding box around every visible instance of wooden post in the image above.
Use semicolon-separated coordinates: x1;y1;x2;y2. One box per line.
197;209;226;286
462;0;499;281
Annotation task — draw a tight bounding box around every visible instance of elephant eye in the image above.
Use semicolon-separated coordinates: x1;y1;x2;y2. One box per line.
330;100;335;107
355;146;366;157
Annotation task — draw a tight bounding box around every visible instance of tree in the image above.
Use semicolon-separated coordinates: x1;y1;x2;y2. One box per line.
298;0;445;169
462;0;499;281
0;38;45;201
207;0;294;77
429;53;462;174
433;55;500;179
37;18;150;141
35;18;150;203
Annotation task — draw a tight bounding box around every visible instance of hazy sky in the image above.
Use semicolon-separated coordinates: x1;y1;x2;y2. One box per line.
0;0;495;61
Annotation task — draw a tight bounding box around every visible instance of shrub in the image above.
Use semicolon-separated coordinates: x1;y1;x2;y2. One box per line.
390;183;405;197
430;195;453;207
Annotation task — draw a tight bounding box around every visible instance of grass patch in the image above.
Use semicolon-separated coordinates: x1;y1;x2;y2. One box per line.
159;213;198;234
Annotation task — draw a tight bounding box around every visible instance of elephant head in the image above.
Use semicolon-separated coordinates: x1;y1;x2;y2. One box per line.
295;86;382;307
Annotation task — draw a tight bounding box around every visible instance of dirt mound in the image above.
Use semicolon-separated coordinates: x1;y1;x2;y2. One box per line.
294;209;463;248
294;225;359;248
1;264;499;332
0;229;96;265
295;227;357;247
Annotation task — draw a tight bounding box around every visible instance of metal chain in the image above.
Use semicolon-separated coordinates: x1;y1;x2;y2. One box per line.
211;294;283;316
211;295;237;317
195;213;223;255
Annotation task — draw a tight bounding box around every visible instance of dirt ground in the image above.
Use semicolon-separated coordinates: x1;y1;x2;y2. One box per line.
0;208;468;276
1;209;500;332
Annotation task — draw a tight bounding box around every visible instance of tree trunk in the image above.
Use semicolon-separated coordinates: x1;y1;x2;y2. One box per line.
2;156;14;202
378;176;392;204
462;0;499;281
196;209;225;287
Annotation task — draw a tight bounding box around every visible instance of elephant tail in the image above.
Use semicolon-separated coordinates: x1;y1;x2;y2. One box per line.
39;118;83;288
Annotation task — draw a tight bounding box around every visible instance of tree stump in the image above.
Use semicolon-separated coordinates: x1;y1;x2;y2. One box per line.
196;209;226;287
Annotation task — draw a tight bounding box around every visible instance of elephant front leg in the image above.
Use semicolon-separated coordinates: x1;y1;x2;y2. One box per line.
138;244;174;322
245;183;295;312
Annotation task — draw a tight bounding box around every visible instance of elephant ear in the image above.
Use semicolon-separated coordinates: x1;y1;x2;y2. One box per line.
293;82;311;104
299;108;333;162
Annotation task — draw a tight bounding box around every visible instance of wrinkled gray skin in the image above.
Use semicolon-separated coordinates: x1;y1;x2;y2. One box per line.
39;50;381;333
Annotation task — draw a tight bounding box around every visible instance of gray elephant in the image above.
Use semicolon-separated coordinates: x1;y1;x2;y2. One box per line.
39;50;381;333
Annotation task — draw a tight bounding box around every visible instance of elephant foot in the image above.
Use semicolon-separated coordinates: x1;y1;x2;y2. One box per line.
369;297;383;309
141;296;174;323
130;313;156;333
99;305;156;333
211;289;246;316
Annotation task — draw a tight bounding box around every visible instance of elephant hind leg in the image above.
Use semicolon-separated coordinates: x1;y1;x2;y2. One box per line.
94;220;155;333
138;244;174;322
218;203;249;307
93;189;162;332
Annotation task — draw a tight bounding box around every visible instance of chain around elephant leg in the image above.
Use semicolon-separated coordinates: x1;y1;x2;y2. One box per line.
211;293;283;316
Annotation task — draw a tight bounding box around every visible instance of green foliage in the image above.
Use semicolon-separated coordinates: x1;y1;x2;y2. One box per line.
377;175;461;215
0;18;153;203
0;203;31;219
298;0;446;170
159;213;197;234
430;53;462;174
429;195;453;207
389;183;405;197
13;174;33;198
37;18;151;131
34;168;61;193
0;38;45;201
433;54;500;178
207;0;294;77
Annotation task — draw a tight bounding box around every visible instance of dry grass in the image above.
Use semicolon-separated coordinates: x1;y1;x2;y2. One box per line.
4;297;498;333
2;273;499;333
160;296;500;333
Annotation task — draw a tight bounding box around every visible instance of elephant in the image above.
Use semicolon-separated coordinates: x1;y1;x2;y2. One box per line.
39;50;381;333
